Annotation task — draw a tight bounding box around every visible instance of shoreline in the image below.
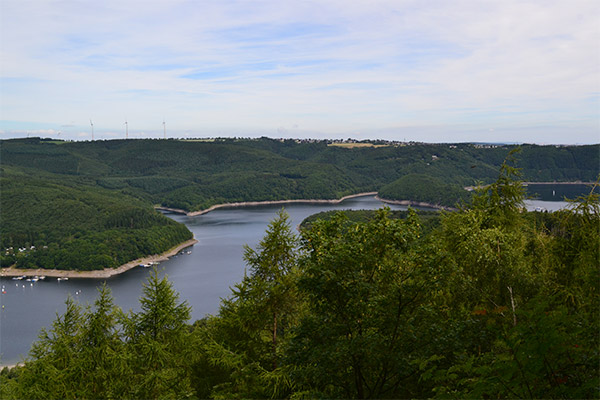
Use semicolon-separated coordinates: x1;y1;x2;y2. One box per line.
465;181;596;191
0;239;198;280
157;192;379;216
1;362;21;370
375;196;458;211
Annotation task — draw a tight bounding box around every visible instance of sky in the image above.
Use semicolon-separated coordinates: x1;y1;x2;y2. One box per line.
1;0;599;144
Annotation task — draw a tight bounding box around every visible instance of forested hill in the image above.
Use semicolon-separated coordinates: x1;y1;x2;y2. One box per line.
2;138;598;212
0;137;597;271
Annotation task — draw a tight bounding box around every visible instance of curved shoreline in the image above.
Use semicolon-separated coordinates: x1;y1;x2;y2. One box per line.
465;181;597;191
157;192;379;216
375;196;458;211
0;239;198;279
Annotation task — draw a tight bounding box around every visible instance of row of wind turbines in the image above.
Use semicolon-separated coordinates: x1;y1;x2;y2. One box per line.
88;119;167;140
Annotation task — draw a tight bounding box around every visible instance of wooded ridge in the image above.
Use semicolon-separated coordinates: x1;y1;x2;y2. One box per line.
1;137;597;271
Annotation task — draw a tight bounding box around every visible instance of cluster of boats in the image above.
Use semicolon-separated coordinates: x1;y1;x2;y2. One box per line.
139;261;159;268
11;275;68;281
138;249;191;268
12;275;46;282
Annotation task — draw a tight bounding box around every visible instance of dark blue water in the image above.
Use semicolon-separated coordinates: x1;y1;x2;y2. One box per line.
525;183;597;201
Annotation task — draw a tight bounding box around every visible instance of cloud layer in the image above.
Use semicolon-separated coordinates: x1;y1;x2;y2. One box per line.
1;0;598;143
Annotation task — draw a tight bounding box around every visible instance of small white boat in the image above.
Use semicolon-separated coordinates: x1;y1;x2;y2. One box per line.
30;277;39;282
38;276;46;280
12;276;25;281
57;277;69;281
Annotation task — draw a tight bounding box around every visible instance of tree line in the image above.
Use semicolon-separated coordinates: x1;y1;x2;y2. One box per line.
2;138;598;213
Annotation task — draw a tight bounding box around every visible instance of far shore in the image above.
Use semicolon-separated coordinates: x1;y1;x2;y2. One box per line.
376;196;458;211
1;362;21;370
156;192;379;216
465;181;597;191
0;239;198;280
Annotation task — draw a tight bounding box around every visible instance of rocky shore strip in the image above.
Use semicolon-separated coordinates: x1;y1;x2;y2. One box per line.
0;239;198;279
375;196;458;211
156;192;379;216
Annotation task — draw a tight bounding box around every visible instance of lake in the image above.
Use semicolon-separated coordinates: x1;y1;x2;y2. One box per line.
0;189;591;365
0;195;416;365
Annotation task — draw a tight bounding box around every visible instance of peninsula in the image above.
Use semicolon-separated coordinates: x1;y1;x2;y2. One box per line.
0;239;198;279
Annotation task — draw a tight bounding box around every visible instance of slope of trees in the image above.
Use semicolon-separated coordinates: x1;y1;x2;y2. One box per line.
0;168;192;270
378;173;472;207
2;160;597;398
2;138;598;213
2;138;597;272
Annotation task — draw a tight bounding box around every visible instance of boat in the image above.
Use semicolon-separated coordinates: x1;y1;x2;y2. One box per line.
38;276;46;280
57;277;69;281
12;276;25;281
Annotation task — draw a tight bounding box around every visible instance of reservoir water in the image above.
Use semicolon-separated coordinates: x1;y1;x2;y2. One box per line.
0;189;593;365
0;195;415;365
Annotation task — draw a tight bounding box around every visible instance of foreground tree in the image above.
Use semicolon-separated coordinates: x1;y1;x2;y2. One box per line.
196;210;301;398
122;269;195;399
421;160;599;398
14;285;127;399
287;208;441;398
4;272;195;399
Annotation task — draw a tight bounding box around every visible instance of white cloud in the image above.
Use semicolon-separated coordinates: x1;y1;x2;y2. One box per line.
1;0;598;143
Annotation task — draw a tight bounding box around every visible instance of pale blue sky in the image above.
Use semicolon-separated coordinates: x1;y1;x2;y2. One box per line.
1;0;598;143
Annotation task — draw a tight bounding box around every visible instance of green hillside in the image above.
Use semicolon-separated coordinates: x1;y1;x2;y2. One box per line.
0;165;192;271
1;137;598;271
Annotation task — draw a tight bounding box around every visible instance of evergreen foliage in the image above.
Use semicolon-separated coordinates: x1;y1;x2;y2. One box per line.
378;173;472;207
0;169;192;271
3;272;196;399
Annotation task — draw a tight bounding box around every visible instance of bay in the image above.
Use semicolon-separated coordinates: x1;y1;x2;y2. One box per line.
0;195;414;365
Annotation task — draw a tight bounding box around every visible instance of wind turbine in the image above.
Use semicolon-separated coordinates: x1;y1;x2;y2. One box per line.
163;119;166;139
125;119;128;139
90;119;94;141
